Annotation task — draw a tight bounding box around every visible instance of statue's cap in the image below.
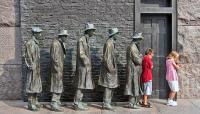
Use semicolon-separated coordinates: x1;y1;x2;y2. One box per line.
31;27;42;33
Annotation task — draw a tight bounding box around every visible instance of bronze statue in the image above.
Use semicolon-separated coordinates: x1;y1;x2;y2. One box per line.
124;32;144;109
74;23;96;110
25;27;43;111
98;28;119;110
50;30;68;111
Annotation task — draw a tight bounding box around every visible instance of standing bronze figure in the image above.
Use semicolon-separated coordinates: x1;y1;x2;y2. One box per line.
124;32;144;109
98;28;119;110
74;23;96;110
25;27;43;111
50;30;68;111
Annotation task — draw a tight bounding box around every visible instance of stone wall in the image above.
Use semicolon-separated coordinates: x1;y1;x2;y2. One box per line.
0;0;21;99
178;0;200;98
20;0;134;101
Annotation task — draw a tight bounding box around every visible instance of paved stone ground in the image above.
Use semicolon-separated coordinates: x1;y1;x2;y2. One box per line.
0;99;199;114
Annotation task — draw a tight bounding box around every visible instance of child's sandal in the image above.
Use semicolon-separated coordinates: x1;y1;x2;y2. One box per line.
139;101;152;106
142;103;152;108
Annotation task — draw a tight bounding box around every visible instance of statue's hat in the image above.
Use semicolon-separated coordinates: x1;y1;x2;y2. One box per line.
108;28;119;37
132;32;144;40
84;22;96;32
58;30;69;36
32;27;43;33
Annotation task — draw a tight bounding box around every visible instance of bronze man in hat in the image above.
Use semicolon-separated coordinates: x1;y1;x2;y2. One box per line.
74;23;96;110
124;32;144;109
98;28;119;110
25;27;43;111
50;30;68;111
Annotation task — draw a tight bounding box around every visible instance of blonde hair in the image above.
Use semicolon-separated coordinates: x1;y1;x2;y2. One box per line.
167;51;179;63
145;48;153;55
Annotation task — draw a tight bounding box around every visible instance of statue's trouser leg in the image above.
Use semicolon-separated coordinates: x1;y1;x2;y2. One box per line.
51;93;61;110
74;89;83;105
28;93;39;110
32;93;37;106
28;93;34;107
103;88;112;105
129;96;138;105
34;93;40;107
52;93;61;103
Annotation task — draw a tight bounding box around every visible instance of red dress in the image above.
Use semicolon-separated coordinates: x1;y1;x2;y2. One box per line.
141;55;153;83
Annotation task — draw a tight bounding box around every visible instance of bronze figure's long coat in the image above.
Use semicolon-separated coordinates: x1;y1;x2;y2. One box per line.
25;37;42;93
124;42;142;96
98;38;118;88
50;39;66;93
75;35;94;89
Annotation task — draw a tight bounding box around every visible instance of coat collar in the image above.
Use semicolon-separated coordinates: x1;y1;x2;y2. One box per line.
33;36;39;44
57;39;67;55
108;38;116;48
131;41;140;51
84;34;90;43
107;37;114;43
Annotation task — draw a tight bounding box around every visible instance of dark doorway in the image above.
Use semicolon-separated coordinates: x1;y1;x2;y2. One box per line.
135;0;177;99
140;14;172;98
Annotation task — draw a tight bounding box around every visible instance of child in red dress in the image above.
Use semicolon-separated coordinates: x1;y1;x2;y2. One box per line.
141;48;154;108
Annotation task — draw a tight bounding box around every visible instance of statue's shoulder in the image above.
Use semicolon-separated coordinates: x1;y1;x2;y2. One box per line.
128;42;133;47
130;43;136;48
51;39;60;48
79;36;85;42
52;39;59;44
106;38;113;47
127;44;131;50
25;39;34;46
130;43;138;51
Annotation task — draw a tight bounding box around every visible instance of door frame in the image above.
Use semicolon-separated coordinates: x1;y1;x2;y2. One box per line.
135;0;177;50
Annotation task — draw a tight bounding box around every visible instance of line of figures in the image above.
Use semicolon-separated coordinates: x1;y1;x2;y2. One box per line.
25;22;155;112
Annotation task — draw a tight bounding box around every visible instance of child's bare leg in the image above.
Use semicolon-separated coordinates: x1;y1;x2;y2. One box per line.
174;92;177;101
169;91;176;99
143;95;148;105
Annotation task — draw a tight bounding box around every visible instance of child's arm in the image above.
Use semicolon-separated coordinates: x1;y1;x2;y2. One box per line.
172;62;180;70
150;61;153;69
151;64;153;69
146;58;153;69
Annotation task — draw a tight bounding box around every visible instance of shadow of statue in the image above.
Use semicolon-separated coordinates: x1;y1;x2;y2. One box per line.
39;48;51;102
62;48;75;102
88;47;102;102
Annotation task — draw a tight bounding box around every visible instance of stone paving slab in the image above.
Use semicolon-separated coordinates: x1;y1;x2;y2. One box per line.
0;99;199;114
152;99;200;114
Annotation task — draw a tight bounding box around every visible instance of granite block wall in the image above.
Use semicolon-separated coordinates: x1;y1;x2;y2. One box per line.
178;0;200;98
0;0;21;100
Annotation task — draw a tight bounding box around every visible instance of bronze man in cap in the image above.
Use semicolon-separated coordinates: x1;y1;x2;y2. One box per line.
98;28;119;110
25;27;43;111
50;30;68;111
124;32;144;109
74;23;96;110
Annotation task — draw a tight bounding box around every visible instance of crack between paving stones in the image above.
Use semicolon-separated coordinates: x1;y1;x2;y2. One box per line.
189;100;200;110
